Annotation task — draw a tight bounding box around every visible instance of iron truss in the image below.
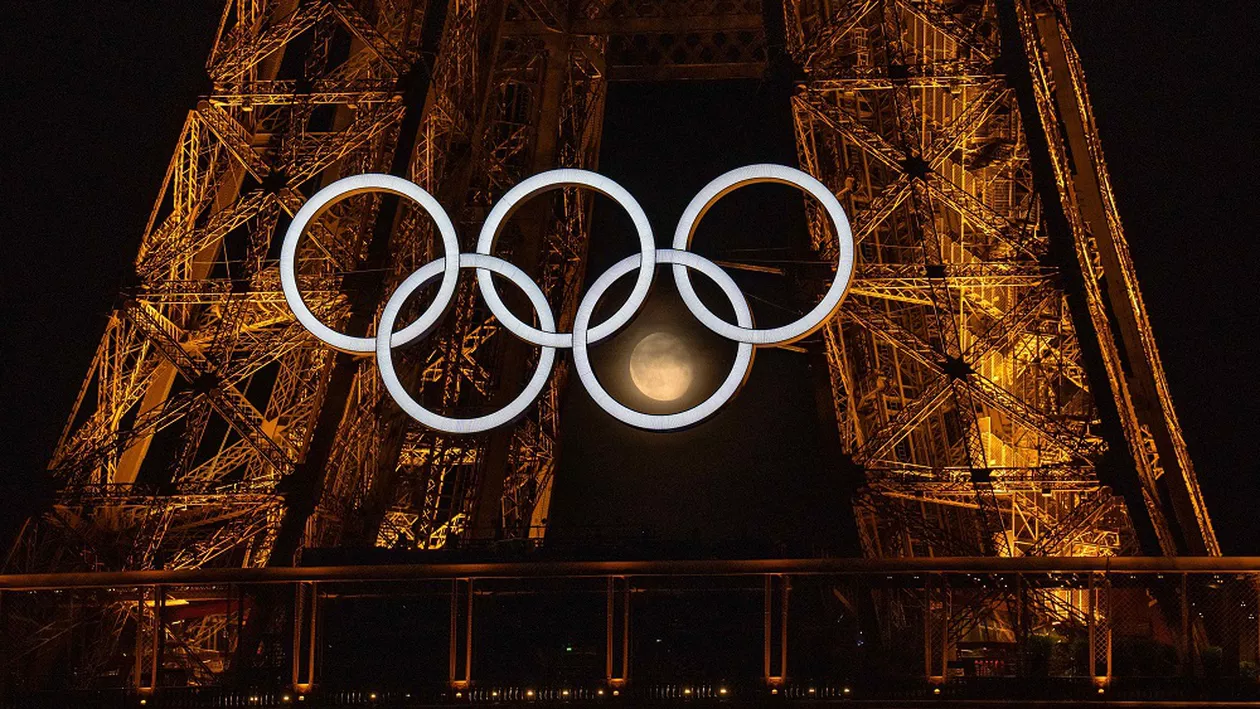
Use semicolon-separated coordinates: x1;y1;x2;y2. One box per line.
8;0;769;573
787;0;1216;561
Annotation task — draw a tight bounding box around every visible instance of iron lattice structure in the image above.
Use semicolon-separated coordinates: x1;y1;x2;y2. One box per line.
5;0;1218;689
788;0;1215;561
7;0;774;575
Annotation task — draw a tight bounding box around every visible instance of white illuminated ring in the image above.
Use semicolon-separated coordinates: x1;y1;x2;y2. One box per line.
571;249;755;430
376;253;558;435
475;169;656;348
671;164;855;345
280;173;460;353
282;165;855;434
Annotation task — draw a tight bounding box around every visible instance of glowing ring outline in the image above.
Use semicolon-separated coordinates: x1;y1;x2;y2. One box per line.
282;165;854;434
280;173;460;353
571;249;755;431
671;164;855;345
376;253;558;435
475;169;656;349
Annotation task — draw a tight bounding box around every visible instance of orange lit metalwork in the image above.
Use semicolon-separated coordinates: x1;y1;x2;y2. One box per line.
788;0;1216;560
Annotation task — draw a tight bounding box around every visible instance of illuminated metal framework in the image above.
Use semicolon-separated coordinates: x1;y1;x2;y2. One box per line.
788;0;1216;563
5;0;1217;692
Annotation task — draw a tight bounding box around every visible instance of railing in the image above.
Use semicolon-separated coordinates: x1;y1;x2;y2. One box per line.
4;556;1260;706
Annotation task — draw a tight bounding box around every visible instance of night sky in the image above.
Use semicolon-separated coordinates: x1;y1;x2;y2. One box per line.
1;3;1257;553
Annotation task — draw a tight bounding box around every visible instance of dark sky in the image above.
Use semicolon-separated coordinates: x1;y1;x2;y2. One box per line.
1;2;1257;552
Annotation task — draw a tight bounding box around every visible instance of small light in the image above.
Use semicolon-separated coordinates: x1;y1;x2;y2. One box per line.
598;689;605;696
843;687;851;694
562;689;570;697
566;645;573;652
809;688;816;694
455;691;462;698
684;688;692;695
719;688;728;695
933;688;941;695
370;693;377;701
771;688;778;695
527;689;536;698
1098;687;1105;695
612;690;620;697
283;696;292;703
492;691;499;697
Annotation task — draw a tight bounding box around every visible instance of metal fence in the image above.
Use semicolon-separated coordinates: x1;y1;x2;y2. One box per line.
4;557;1260;706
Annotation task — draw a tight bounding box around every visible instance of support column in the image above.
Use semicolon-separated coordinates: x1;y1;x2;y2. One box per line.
450;579;473;689
764;575;789;685
605;577;629;687
291;581;318;692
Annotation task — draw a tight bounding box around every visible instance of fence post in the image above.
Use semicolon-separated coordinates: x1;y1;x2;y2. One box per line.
292;581;318;692
764;574;789;685
925;574;947;684
449;579;473;689
134;585;164;694
606;576;629;687
133;589;144;690
1014;573;1027;677
0;590;7;701
1180;573;1191;676
1088;573;1111;686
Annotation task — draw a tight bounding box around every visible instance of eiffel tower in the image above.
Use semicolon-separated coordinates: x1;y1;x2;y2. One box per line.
7;0;1215;605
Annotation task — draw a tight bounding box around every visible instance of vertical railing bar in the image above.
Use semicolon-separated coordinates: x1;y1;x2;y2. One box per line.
308;581;319;690
133;587;144;690
605;576;614;682
780;574;790;681
1181;572;1190;677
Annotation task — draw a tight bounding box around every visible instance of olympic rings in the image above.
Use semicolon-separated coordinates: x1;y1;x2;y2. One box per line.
280;164;855;433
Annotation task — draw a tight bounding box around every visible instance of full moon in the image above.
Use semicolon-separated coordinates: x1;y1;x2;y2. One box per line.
629;332;694;402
